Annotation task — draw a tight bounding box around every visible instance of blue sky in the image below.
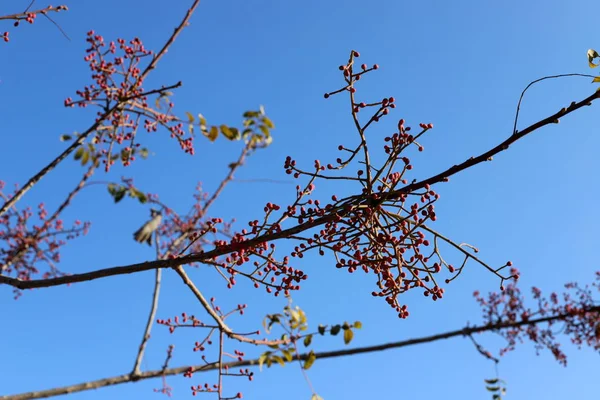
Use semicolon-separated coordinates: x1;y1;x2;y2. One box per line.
1;0;600;399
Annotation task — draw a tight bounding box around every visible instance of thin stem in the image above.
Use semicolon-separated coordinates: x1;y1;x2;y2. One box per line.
5;306;598;400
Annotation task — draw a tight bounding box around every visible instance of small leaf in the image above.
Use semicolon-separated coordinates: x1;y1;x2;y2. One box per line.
484;379;499;385
198;113;207;128
258;353;267;371
220;125;240;141
262;116;275;129
259;104;266;115
107;183;116;195
113;189;126;203
593;76;600;83
185;111;195;123
303;350;316;370
81;150;90;165
343;328;354;345
318;325;326;335
330;325;341;336
139;148;150;159
74;147;85;161
136;191;148;204
303;334;313;347
486;386;501;392
60;134;72;141
281;349;294;362
311;395;324;400
188;124;194;134
353;321;362;329
588;49;600;68
242;128;253;138
205;126;218;142
243;111;259;118
259;124;270;137
271;355;285;367
290;309;300;324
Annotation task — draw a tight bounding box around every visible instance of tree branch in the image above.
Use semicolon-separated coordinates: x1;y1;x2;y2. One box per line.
0;0;198;218
5;306;598;400
2;87;599;290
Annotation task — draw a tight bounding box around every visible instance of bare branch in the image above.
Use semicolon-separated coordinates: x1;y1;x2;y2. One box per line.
5;306;598;400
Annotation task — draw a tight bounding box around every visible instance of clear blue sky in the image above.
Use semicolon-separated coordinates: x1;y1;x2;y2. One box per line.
1;0;600;398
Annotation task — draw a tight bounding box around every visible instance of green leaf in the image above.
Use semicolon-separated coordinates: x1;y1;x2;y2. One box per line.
303;350;316;370
60;134;72;141
353;321;362;329
113;189;126;203
588;49;600;68
220;125;240;141
243;111;260;118
259;124;270;137
258;353;268;371
120;148;131;162
74;147;85;161
290;309;300;324
330;325;341;336
135;191;148;204
492;395;501;400
281;349;294;362
242;128;253;138
107;183;117;195
204;126;218;142
486;386;501;392
198;113;207;128
484;379;499;385
81;150;90;165
262;116;275;129
318;325;326;335
271;355;285;367
139;148;150;159
303;334;313;347
343;328;354;345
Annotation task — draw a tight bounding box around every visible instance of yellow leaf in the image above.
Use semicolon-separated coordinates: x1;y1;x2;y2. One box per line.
343;328;354;344
205;126;218;142
593;76;600;83
262;116;275;129
303;350;316;370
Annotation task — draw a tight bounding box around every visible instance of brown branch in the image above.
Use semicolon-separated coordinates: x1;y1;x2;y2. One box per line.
374;89;600;203
131;237;163;375
0;0;196;218
0;5;66;20
5;306;598;400
173;266;233;334
1;88;599;290
1;165;95;272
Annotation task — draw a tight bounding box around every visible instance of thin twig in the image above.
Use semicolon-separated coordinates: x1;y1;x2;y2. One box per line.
131;236;163;375
4;306;598;400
